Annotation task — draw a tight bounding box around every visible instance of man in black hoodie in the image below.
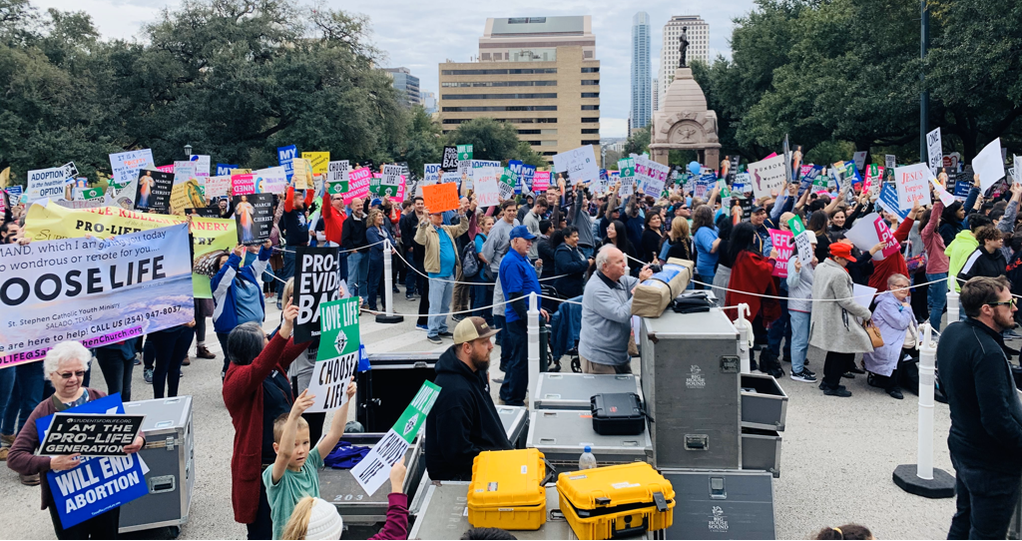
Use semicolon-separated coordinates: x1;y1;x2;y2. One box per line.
425;317;512;481
937;276;1022;539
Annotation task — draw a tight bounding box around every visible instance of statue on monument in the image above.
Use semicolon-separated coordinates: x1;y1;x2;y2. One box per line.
678;26;689;68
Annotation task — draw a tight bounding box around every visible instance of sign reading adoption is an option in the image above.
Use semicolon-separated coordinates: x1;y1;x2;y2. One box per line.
294;246;342;343
0;224;195;364
232;193;273;244
134;169;174;213
552;145;600;185
36;394;148;529
893;163;934;209
27;162;79;202
305;297;360;413
747;154;786;199
351;381;441;496
39;413;145;456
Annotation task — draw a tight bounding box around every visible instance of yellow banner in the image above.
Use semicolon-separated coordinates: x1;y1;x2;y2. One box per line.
302;152;330;175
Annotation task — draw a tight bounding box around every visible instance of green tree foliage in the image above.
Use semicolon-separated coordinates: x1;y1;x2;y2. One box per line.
623;125;650;156
445;117;545;167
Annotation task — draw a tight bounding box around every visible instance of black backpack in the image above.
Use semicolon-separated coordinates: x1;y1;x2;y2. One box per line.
461;240;481;278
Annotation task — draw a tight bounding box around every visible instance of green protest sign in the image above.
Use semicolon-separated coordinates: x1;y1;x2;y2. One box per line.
327;181;348;195
79;187;104;200
394;381;441;444
457;145;473;162
788;215;806;236
317;297;361;360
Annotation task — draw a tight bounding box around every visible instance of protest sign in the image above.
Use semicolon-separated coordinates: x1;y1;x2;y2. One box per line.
788;216;813;265
169;178;205;215
877;183;911;220
1014;155;1022;184
874;216;901;259
294;246;342;343
953;178;971;201
202;175;231;199
231;174;256;196
173;162;196;185
852;284;877;311
351;381;441;496
328;160;350;184
893;163;933;209
232;193;273;244
768;229;793;277
109;150;155;188
305;298;360;413
531;171;550;193
251;166;288;194
302;152;330;175
635;157;670;198
473;166;501;207
422;183;460;213
972;138;1005;191
36;394;148;529
552;145;600;185
190;155;211;177
345;167;372;205
278;145;297;179
618;158;636;180
157;164;176;174
747;154;786;199
441;146;459;172
931;177;955;206
853;151;868;172
0;224;194;365
844;212;898;260
521;164;536;194
39;413;145;457
926;128;942;174
423;163;441;186
497;168;517;200
456;145;473;178
78;187;105;201
216;163;237;176
507;160;524;194
292;159;313;190
381;165;403;190
27;162;78;202
189;217;236;298
6;185;21;198
134;169;173;213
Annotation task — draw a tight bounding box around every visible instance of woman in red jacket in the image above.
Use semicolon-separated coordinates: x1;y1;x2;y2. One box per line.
725;222;782;377
223;301;311;539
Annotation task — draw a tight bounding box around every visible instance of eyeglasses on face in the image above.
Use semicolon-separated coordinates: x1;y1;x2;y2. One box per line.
987;299;1017;308
58;371;86;379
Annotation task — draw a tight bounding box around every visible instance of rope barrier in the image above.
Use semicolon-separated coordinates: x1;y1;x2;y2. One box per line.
390;245;578;286
273;238;389;255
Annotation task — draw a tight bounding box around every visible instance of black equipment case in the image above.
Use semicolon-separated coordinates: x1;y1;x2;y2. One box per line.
590;392;646;436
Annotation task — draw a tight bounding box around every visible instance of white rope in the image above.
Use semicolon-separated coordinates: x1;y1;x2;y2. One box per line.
274;238;388;255
390;245;578;285
361;295;528;318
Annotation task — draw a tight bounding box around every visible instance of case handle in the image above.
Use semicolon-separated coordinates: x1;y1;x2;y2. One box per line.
541;457;558;486
612;516;649;538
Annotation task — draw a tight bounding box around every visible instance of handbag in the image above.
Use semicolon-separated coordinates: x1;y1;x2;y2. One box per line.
863;319;884;348
903;322;918;349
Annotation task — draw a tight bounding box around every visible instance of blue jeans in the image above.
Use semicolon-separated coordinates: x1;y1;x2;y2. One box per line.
427;276;454;338
1;361;44;437
281;250;297;293
472;273;494;325
789;310;811;374
404;250;417;294
767;297;791;359
347;251;370;298
367;255;384;310
926;272;948;331
579;245;595;260
947;454;1021;539
498;319;529;406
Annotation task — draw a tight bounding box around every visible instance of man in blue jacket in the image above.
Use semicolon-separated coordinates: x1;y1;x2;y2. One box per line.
211;241;272;377
937;276;1022;539
498;226;549;406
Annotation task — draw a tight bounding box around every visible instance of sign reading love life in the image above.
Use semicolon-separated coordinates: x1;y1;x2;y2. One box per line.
305;297;361;413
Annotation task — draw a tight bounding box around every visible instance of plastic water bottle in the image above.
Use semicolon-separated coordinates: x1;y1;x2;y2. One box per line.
578;446;597;470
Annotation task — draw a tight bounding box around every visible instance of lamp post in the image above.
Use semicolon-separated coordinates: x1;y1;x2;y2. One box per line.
184;144;192;158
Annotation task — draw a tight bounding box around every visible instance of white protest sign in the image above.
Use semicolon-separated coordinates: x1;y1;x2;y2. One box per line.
926;128;942;174
473;166;501;207
893;163;933;210
173;162;196;185
305;298;360;413
747;154;786;199
423;164;441;185
252;166;288;194
328;161;350;183
853;151;868;172
26;162;78;202
202;175;231;199
931;178;955;206
885;154;896;171
109;150;155;188
852;284;877;310
972;138;1005;192
381;165;403;188
635;156;669;198
552;145;600;185
190;155;211;177
1015;156;1022;184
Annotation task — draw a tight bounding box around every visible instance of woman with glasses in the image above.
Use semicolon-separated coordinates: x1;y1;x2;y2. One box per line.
863;274;918;400
7;341;145;539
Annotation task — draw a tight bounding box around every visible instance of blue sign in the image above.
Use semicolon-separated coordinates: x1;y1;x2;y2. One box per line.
5;185;23;197
277;145;298;181
507;160;523;194
953;180;971;201
878;183;910;220
520;165;536;193
216;163;238;176
35;394;148;529
798;165;824;197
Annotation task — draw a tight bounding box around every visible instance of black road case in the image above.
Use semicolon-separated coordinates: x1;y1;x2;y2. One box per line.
590;392;646;436
357;352;440;433
661;469;775;540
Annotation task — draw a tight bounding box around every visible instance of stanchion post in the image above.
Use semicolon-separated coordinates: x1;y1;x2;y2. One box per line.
947;287;959;325
375;239;403;324
527;292;540;410
733;304;752;373
893;322;955;498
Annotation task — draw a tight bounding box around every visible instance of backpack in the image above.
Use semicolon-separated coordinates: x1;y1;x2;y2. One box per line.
462;240;481;278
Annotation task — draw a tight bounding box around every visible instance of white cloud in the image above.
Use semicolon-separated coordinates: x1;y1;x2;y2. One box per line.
33;0;755;120
600;118;627;139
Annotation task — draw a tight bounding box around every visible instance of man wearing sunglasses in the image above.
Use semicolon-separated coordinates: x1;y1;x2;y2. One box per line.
936;276;1022;539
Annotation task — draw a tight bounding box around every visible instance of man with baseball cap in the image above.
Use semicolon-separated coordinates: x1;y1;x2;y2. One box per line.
424;317;512;481
498;225;550;406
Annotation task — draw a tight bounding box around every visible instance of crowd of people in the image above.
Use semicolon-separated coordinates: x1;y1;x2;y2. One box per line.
2;157;1022;540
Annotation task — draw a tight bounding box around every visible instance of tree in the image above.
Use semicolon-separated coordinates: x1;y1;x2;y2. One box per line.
623;125;650;156
396;105;443;178
446;117;544;166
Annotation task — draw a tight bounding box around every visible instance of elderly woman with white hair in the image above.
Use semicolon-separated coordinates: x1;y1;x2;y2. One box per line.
7;341;145;539
863;273;918;400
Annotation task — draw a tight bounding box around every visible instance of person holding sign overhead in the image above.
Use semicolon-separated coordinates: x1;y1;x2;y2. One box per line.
415;203;469;345
7;341;145;539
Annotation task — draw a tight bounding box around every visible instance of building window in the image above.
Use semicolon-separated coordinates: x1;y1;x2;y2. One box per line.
581;128;599;134
539;141;558;146
518;129;541;135
542;151;558;156
581;105;599;111
581;92;599;98
581;80;599;86
525;141;541;146
442;106;557;112
540;129;557;135
581;117;599;123
442;93;557;100
508;17;546;24
442;81;557;88
495;118;558;124
581;140;600;145
440;68;557;76
581;67;600;73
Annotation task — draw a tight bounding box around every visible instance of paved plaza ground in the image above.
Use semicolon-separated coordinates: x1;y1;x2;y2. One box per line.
0;294;960;540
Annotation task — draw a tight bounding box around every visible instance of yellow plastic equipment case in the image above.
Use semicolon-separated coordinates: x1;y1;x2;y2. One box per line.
467;448;550;530
556;462;675;540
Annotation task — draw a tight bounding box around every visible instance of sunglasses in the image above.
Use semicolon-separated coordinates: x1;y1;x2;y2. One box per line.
58;371;86;379
988;299;1017;308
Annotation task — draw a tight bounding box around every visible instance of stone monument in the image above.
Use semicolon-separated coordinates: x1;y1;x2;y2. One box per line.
649;66;720;170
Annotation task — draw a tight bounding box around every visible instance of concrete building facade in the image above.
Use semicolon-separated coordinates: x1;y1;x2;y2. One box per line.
658;15;709;107
439;16;600;162
631;12;651;130
652;77;659;112
383;67;421;107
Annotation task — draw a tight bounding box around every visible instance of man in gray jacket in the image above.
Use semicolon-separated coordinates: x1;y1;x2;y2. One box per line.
578;245;653;373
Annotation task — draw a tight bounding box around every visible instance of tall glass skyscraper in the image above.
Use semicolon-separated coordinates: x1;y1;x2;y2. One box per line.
631;12;651;131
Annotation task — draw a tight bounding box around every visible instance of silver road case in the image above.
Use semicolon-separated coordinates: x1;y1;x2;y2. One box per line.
525;409;652;467
533;373;643;410
320;433;424;525
661;469;776;539
118;396;194;534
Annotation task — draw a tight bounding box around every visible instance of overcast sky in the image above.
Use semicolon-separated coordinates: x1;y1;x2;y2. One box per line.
34;0;755;139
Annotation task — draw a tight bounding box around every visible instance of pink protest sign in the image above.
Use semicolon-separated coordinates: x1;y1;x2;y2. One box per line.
874;216;901;259
156;164;175;174
344;167;372;205
532;171;550;192
231;174;255;196
768;229;794;277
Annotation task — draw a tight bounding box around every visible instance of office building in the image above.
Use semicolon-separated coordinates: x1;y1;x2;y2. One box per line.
439;16;600;162
631;12;651;130
652;77;659;112
421;91;437;114
658;15;709;106
383;67;421;107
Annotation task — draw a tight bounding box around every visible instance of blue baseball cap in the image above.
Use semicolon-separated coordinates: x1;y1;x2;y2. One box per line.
509;225;537;241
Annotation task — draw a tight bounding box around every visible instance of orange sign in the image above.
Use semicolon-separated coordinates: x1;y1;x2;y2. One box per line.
422;182;460;213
